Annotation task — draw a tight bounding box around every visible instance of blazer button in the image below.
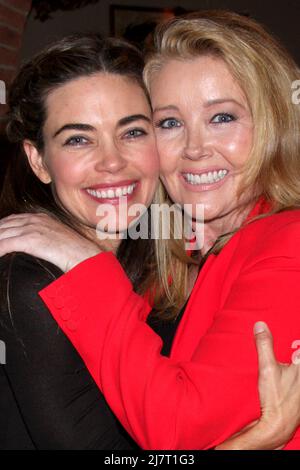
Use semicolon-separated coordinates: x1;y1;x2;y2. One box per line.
53;295;65;309
66;318;81;331
64;295;78;312
52;284;72;309
60;307;72;321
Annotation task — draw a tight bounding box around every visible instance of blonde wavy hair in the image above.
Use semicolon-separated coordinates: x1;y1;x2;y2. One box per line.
145;10;300;319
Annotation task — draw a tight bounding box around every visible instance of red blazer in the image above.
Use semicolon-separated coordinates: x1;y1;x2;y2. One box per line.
40;199;300;449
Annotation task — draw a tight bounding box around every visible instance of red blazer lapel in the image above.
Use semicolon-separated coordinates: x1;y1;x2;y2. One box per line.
170;254;218;360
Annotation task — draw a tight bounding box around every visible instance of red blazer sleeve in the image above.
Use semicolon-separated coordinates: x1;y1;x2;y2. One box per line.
39;223;300;450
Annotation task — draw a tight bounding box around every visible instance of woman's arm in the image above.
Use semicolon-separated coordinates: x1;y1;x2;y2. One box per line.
216;322;300;450
0;253;136;450
39;248;300;449
1;214;300;449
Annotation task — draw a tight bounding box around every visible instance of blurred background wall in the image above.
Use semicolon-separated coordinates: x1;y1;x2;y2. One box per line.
21;0;300;65
0;0;299;143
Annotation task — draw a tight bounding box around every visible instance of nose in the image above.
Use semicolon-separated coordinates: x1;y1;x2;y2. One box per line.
94;143;127;173
183;126;212;161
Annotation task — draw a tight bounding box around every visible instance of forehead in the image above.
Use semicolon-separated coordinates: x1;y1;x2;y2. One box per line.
150;56;247;107
44;73;150;126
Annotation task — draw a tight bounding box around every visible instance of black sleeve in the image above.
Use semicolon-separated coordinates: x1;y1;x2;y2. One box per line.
0;253;137;450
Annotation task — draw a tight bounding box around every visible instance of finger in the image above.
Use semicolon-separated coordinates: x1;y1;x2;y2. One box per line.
253;321;277;371
0;212;49;226
0;227;37;254
0;214;35;228
0;225;30;240
0;235;29;257
291;349;300;366
0;213;34;221
0;220;33;230
0;213;50;230
0;227;26;239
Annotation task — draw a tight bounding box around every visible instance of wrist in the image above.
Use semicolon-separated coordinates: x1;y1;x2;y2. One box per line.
215;420;279;450
66;247;101;271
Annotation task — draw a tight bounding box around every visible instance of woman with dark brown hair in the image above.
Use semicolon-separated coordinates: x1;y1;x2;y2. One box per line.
0;33;160;449
1;23;300;450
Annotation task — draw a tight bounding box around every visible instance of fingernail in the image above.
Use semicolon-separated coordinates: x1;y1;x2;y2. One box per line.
254;321;267;335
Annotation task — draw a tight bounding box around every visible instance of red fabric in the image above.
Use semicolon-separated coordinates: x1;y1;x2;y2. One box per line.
39;201;300;449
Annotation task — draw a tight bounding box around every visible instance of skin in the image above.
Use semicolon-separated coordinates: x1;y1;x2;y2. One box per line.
24;73;159;251
150;55;254;254
0;62;299;449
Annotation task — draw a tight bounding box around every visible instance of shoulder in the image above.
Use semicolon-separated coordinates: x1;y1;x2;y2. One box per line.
0;253;64;331
235;209;300;264
0;252;63;289
245;208;300;233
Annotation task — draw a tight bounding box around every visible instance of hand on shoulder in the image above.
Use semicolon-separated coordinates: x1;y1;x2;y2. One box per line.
0;213;101;272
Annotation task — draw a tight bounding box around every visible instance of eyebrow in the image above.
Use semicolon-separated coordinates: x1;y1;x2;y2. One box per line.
53;114;151;138
53;123;95;138
203;98;245;109
153;99;245;114
153;105;179;113
117;114;151;126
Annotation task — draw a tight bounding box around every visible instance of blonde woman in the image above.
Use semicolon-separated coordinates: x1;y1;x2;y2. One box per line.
1;12;300;449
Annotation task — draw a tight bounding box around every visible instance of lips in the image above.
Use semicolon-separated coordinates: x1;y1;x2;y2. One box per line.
86;179;138;190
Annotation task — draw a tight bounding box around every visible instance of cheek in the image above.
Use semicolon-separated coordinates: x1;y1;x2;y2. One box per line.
135;144;160;178
157;140;180;176
46;154;87;189
217;128;253;165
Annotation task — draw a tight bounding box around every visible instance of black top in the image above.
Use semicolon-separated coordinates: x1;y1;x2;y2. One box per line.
0;253;185;450
147;303;186;357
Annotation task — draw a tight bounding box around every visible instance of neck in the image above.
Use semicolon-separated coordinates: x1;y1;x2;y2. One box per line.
84;226;122;254
98;237;122;254
197;202;254;256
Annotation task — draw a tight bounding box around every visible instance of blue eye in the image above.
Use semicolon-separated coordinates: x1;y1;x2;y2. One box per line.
124;128;147;139
211;113;236;124
64;136;89;146
156;118;181;129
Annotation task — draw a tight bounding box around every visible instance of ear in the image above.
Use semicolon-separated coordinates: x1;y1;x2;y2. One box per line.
23;140;52;184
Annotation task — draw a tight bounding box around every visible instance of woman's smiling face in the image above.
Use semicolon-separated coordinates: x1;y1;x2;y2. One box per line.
150;55;254;224
25;72;159;234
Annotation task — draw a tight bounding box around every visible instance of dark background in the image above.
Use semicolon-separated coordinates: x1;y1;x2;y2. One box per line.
22;0;300;63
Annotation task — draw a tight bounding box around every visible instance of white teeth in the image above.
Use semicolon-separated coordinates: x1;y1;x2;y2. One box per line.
200;173;208;184
86;183;136;199
207;172;213;183
184;170;228;185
